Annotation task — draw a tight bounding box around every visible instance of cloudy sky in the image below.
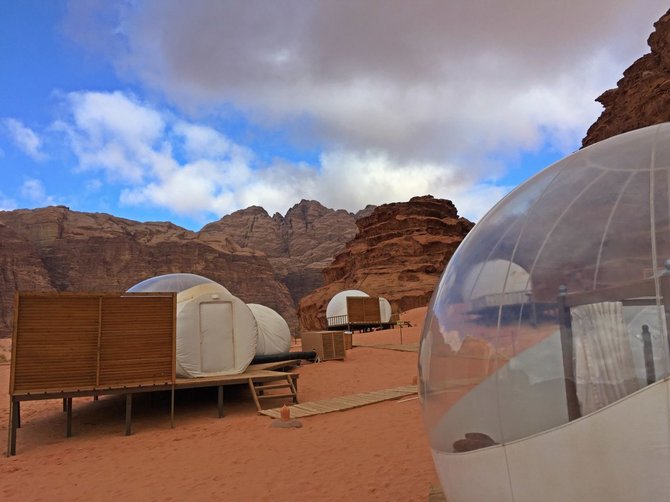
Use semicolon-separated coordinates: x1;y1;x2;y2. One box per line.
1;1;668;229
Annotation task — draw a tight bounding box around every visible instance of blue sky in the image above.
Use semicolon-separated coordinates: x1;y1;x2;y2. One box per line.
1;1;668;230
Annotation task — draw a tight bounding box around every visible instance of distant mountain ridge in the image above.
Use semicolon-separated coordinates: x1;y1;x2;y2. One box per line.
0;201;370;338
198;200;372;305
0;206;296;337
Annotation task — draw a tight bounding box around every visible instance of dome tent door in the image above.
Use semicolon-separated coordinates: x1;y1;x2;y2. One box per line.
199;302;235;372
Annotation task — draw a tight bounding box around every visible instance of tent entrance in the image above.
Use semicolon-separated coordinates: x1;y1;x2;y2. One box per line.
199;302;235;372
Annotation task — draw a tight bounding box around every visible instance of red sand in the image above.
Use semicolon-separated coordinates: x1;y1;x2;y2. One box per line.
0;308;438;501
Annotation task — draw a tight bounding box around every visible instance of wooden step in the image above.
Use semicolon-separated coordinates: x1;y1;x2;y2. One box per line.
258;393;295;400
255;382;291;390
248;374;299;412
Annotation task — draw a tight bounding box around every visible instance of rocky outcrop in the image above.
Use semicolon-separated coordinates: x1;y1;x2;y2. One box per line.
0;223;54;337
297;196;473;330
0;206;297;337
199;200;360;305
583;9;670;147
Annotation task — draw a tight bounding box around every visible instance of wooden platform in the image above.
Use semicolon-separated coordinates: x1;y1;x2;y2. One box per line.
260;384;417;418
353;342;419;352
8;359;301;455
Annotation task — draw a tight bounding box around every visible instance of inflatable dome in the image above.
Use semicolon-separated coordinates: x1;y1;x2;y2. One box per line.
419;123;670;501
326;289;393;327
127;273;215;293
128;274;258;377
379;297;393;323
326;289;369;319
247;303;291;355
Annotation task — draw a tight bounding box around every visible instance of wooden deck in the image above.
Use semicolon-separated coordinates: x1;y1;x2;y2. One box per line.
260;384;417;419
7;359;301;456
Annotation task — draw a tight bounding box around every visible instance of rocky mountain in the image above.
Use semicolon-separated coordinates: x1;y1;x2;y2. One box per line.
0;206;297;337
297;196;474;330
583;8;670;147
198;200;362;305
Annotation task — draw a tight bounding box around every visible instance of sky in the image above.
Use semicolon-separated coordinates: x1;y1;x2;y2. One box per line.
1;1;668;230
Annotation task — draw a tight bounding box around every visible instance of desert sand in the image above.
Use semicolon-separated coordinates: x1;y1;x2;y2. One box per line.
0;307;438;501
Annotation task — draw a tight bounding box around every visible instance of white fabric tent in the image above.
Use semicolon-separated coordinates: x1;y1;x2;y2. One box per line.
247;303;291;356
175;283;257;377
128;273;258;378
326;289;369;319
379;297;392;323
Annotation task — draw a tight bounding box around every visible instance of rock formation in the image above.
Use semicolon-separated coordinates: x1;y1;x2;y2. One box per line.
0;223;54;338
198;200;361;305
0;206;297;337
583;9;670;147
297;196;473;330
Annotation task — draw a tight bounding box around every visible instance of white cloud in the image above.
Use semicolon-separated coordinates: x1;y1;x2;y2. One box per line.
55;1;670;225
20;179;55;205
61;91;166;183
2;118;48;161
64;1;668;166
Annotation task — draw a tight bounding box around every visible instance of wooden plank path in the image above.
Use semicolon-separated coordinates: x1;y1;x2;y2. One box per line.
260;384;417;419
353;342;419;352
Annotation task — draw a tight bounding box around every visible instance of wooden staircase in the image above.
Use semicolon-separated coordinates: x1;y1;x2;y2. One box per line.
248;374;298;412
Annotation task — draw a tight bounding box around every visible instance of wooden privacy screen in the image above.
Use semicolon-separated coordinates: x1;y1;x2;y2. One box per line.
10;292;176;395
346;297;381;323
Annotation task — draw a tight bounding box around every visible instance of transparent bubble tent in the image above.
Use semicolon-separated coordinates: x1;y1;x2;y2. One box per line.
419;123;670;501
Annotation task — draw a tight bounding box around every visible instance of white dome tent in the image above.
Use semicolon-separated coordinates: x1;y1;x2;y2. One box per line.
326;289;369;321
326;289;394;327
420;124;670;501
247;303;291;356
379;297;393;323
128;273;258;378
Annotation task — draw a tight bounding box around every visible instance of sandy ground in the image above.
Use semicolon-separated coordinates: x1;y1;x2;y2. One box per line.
0;308;438;501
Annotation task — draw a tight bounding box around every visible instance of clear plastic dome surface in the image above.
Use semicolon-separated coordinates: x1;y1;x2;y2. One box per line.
419;123;670;455
127;273;218;293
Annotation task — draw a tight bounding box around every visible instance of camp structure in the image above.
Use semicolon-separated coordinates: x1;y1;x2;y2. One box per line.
129;273;258;378
419;123;670;501
325;289;395;330
247;303;291;356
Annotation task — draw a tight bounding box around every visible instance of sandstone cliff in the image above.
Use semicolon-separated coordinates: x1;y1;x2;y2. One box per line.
0;206;297;337
198;200;360;305
297;196;473;330
583;9;670;147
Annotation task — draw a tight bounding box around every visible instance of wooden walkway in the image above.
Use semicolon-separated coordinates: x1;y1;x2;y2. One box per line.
260;384;417;418
353;342;419;352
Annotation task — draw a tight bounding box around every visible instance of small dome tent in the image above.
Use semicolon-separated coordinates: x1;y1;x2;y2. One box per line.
326;289;369;319
379;297;392;323
326;289;394;327
247;303;291;356
128;273;258;378
127;273;214;293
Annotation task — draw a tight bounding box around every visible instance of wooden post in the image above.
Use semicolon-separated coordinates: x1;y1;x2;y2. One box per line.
641;324;655;385
170;385;175;429
7;398;18;456
125;394;132;436
218;386;224;418
16;401;20;429
66;398;73;438
557;286;581;421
